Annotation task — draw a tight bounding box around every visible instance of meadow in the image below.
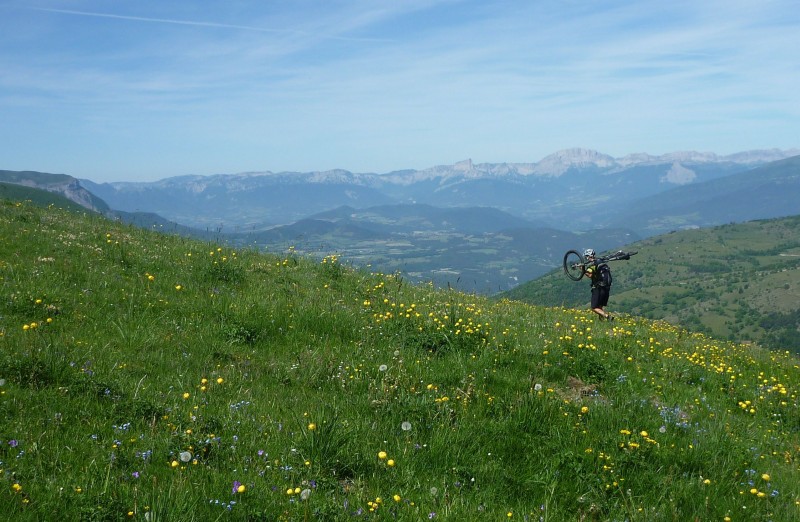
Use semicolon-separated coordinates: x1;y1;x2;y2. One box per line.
1;199;800;521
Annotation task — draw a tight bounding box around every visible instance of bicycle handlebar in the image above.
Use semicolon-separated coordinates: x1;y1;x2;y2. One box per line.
571;250;638;269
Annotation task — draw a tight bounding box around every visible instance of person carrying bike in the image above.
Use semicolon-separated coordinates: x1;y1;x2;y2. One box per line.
582;248;614;321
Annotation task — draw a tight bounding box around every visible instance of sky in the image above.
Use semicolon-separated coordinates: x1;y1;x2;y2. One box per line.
1;0;798;183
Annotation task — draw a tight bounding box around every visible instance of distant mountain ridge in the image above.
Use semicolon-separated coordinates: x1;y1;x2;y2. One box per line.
77;147;799;231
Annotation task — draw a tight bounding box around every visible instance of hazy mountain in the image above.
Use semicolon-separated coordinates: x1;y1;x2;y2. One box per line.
78;148;798;230
602;155;800;235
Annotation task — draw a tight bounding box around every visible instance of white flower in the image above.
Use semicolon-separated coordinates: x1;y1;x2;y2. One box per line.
379;364;388;372
401;421;412;431
179;451;192;462
300;488;311;500
534;383;542;392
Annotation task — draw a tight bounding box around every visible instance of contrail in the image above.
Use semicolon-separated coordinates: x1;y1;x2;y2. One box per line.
30;6;292;33
27;6;390;42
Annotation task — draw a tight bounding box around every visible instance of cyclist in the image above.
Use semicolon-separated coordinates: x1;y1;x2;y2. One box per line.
582;248;614;321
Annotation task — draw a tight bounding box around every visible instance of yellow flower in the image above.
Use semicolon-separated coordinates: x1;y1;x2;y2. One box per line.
182;392;190;399
307;423;317;431
580;406;589;414
216;377;224;384
393;494;401;502
12;483;22;492
175;285;182;291
761;473;771;481
378;451;387;460
387;459;396;467
237;484;246;494
171;460;179;468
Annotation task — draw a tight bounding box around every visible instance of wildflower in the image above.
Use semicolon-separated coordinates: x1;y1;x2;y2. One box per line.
307;423;316;431
300;488;311;500
393;494;401;502
387;459;396;467
179;451;192;463
379;364;388;372
175;285;182;291
182;392;190;399
171;460;179;468
216;378;224;384
378;451;387;460
534;383;542;392
12;483;22;492
761;473;771;481
232;481;245;494
581;406;589;414
401;421;412;431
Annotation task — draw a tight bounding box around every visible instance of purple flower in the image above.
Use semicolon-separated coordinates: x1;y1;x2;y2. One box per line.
232;481;242;494
9;440;18;448
429;513;436;519
132;471;140;479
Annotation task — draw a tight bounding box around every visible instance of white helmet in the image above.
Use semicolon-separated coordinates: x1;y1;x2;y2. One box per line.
583;248;596;258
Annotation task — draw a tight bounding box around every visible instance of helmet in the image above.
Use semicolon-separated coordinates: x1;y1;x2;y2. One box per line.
583;248;596;258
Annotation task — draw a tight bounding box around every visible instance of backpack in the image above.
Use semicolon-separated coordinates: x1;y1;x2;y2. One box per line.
597;263;612;287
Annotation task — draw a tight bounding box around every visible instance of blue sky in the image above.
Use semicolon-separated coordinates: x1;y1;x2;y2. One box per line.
1;0;798;182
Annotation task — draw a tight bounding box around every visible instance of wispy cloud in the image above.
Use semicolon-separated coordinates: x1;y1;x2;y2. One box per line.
1;0;798;180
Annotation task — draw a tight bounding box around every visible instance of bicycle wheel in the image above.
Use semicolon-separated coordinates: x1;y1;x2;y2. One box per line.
563;250;585;281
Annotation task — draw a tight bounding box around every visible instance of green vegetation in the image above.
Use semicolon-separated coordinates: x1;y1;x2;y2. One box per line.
502;216;800;353
0;183;92;214
2;199;800;520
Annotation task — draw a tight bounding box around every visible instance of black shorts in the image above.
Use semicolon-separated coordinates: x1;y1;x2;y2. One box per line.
591;286;610;308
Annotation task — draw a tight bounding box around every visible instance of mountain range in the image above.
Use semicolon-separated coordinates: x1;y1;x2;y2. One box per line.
3;147;800;293
77;147;799;234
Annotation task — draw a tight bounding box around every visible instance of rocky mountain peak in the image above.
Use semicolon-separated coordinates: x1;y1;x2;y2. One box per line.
531;148;617;176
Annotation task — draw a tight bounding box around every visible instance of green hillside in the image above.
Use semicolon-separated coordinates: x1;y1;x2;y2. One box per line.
2;199;800;520
501;216;800;353
0;182;93;213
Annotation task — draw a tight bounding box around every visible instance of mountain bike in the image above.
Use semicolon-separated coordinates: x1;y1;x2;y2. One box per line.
563;249;638;281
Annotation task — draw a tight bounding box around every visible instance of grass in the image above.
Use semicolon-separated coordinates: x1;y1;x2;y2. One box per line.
1;198;800;521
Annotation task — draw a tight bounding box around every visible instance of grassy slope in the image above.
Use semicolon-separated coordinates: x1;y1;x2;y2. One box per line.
501;216;800;353
1;199;800;521
0;182;93;214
